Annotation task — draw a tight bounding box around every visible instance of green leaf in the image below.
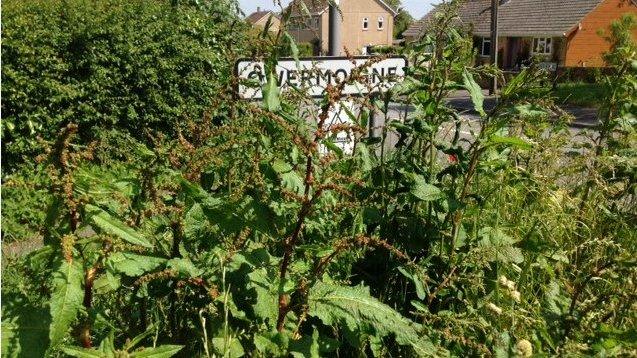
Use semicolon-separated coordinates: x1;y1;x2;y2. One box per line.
322;139;344;158
61;346;104;357
263;71;281;112
488;135;533;150
93;272;122;294
513;103;548;118
211;337;245;358
1;300;50;357
247;268;280;324
477;227;524;264
462;69;485;117
49;259;85;346
106;252;167;277
167;258;202;278
406;173;444;202
285;32;300;68
308;282;443;357
129;345;184;357
85;204;152;248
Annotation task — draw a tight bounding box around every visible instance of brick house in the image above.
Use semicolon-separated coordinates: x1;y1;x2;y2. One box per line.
404;0;637;68
286;0;397;55
247;8;281;33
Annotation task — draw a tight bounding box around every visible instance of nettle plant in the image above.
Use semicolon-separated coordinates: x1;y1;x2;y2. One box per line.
2;3;636;358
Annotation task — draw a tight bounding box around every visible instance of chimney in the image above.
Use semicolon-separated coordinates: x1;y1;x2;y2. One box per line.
257;6;261;12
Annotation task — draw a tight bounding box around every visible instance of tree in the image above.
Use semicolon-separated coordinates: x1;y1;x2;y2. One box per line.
385;0;415;39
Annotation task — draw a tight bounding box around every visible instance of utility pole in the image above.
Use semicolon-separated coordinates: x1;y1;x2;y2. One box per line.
328;0;342;56
489;0;499;95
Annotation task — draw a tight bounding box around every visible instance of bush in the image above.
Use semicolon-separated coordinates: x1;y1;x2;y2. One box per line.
1;0;245;172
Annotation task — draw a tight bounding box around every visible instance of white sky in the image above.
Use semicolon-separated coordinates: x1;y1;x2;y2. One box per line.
238;0;436;19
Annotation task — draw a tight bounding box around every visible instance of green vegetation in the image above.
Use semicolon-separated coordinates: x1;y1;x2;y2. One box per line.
386;0;414;39
2;1;636;357
1;0;246;172
553;82;606;107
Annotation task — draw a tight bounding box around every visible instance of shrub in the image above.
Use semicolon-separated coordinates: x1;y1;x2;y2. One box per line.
1;0;246;172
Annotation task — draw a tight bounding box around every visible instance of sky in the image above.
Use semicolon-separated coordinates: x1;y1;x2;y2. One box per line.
238;0;436;19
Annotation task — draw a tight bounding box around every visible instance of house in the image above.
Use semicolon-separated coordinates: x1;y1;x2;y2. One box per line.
286;0;397;55
404;0;637;68
247;7;281;32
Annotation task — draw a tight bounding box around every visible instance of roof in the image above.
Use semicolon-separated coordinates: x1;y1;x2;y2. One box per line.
288;0;398;17
247;10;276;24
474;0;604;37
405;0;607;39
403;0;491;38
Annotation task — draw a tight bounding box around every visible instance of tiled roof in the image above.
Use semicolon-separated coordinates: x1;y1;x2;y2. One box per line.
247;10;276;24
474;0;604;37
403;0;491;38
405;0;605;39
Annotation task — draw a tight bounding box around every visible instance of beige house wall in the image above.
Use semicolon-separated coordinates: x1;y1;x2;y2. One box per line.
253;13;281;32
339;0;394;54
288;0;394;55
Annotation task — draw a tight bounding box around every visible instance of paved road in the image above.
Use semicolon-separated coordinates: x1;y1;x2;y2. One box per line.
446;90;599;129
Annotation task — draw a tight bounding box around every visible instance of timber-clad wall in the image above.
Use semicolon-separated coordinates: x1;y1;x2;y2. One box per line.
565;0;637;67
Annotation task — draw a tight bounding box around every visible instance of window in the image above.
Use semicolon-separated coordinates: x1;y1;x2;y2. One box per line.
481;38;491;56
532;37;552;55
377;16;384;30
362;17;369;30
314;17;320;28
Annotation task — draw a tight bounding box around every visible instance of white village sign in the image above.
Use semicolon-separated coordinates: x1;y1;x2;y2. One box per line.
235;56;408;99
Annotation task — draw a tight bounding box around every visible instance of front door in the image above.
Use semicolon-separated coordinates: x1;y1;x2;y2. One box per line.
505;37;521;69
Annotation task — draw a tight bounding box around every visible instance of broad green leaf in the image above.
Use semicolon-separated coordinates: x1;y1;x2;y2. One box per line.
85;204;152;248
211;337;245;358
462;69;485;117
167;258;202;278
129;345;184;357
61;346;104;357
308;282;444;357
247;268;279;324
406;174;444;201
93;272;122;294
106;252;167;277
513;103;548;118
263;71;281;112
1;301;50;357
49;259;84;346
488;135;533;150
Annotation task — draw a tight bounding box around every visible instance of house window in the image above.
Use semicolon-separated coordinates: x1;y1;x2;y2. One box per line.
532;37;552;55
481;38;491;56
377;16;384;30
362;17;369;30
314;17;320;28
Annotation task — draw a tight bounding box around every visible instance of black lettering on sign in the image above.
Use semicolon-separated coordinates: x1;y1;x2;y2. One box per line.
388;67;397;76
372;68;385;83
287;70;298;86
317;69;331;87
334;69;348;84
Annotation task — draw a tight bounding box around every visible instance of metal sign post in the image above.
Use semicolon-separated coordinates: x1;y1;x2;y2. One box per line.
490;0;499;96
328;1;342;56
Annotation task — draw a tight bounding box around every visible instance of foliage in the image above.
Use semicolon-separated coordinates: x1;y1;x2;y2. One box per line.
384;0;414;39
1;0;246;172
2;2;636;357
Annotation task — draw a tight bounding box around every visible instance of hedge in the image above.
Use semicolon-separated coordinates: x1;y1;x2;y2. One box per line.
1;0;246;171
